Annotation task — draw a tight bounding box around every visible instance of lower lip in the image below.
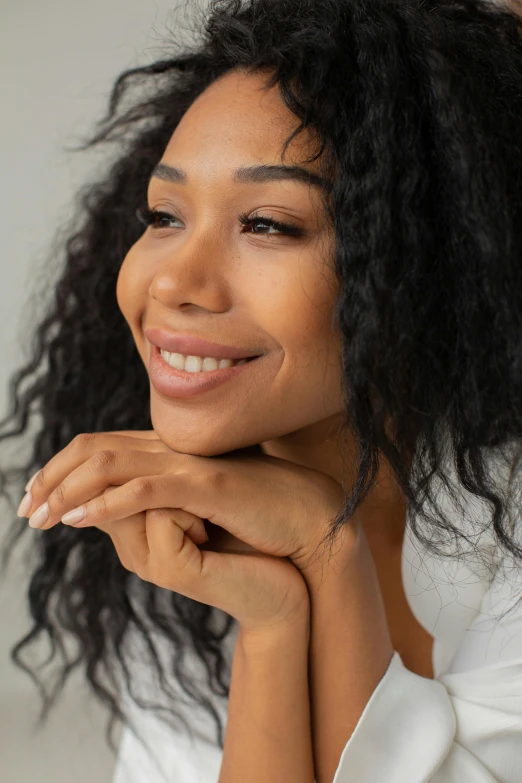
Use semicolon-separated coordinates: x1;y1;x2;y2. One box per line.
148;344;263;399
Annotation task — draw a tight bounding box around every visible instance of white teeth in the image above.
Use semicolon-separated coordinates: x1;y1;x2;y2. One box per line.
166;352;185;371
202;357;219;371
184;355;202;373
159;350;249;372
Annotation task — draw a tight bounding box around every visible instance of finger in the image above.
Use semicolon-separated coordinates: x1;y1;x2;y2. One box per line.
143;508;203;592
51;462;300;568
21;431;173;518
104;430;162;439
46;483;134;571
100;510;208;551
53;469;257;552
23;430;163;490
55;473;201;530
99;512;147;573
85;487;145;571
90;487;207;569
107;507;208;575
144;508;292;625
25;449;189;530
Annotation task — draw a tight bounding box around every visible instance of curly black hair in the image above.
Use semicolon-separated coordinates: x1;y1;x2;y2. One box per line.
1;0;522;771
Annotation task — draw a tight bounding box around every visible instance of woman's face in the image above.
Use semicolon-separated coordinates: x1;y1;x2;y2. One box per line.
117;68;344;457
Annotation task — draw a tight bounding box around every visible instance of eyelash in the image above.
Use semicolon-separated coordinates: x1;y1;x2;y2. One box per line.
135;206;306;238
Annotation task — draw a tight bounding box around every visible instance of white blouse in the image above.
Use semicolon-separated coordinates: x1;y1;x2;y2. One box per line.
112;447;522;783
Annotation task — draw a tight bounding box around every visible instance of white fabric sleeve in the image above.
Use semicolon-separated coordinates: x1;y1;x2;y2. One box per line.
332;544;522;783
112;708;224;783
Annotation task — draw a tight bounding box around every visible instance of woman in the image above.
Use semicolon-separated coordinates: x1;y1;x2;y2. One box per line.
2;0;522;780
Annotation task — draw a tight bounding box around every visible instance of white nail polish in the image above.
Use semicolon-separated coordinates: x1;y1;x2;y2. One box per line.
25;469;41;493
17;491;32;518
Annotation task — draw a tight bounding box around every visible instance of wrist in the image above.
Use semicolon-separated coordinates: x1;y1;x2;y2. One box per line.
297;520;361;593
238;611;310;658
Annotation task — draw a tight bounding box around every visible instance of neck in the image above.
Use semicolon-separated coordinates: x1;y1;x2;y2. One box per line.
259;415;408;548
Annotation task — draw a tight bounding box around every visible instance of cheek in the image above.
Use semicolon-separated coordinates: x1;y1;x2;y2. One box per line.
116;246;150;325
277;261;339;363
267;271;343;417
115;247;153;368
284;318;342;402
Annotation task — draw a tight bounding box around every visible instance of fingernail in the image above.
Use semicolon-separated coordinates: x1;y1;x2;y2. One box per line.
28;502;49;529
17;491;32;518
61;506;86;525
24;469;41;493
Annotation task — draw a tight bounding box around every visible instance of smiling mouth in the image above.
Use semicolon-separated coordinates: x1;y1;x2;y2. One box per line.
158;348;260;373
148;343;265;399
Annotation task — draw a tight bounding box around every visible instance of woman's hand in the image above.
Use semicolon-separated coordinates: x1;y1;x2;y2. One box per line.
17;430;346;633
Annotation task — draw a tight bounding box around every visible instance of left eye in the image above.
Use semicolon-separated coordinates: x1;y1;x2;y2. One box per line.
136;207;181;229
238;212;305;238
243;218;279;234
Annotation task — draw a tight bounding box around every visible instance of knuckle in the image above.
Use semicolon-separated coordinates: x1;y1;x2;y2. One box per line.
92;492;109;516
89;449;118;474
127;476;154;501
32;468;46;491
71;432;98;451
52;482;67;507
207;466;229;493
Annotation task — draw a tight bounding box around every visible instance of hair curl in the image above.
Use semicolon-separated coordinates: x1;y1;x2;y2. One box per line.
1;0;522;769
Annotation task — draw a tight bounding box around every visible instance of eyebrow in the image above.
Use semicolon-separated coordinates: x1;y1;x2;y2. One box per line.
149;162;327;189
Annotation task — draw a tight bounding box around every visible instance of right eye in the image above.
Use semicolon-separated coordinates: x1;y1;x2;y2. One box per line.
136;206;183;230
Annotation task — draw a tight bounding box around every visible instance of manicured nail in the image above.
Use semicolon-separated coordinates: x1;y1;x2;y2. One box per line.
61;506;86;525
17;491;32;518
28;502;49;529
24;469;41;493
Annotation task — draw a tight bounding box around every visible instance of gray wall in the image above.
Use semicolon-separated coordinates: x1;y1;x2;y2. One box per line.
0;3;200;781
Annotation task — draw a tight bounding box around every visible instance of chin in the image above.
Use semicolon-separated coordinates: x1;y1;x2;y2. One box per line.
150;417;252;458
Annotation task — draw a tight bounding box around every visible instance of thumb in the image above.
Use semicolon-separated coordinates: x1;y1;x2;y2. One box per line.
145;507;280;625
100;487;209;545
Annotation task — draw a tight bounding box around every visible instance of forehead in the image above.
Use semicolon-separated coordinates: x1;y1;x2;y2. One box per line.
160;69;320;174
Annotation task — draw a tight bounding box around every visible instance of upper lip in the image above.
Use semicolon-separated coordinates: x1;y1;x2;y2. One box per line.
144;326;264;360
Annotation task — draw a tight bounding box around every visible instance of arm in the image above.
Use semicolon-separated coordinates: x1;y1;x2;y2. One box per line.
218;612;315;783
303;522;394;783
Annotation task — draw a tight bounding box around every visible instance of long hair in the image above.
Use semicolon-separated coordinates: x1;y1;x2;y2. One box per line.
1;0;522;764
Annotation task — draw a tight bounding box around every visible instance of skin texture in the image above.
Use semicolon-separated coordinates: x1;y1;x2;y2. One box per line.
117;68;343;465
116;66;407;544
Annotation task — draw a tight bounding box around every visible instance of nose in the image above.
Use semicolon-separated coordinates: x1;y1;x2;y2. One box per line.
148;222;230;313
